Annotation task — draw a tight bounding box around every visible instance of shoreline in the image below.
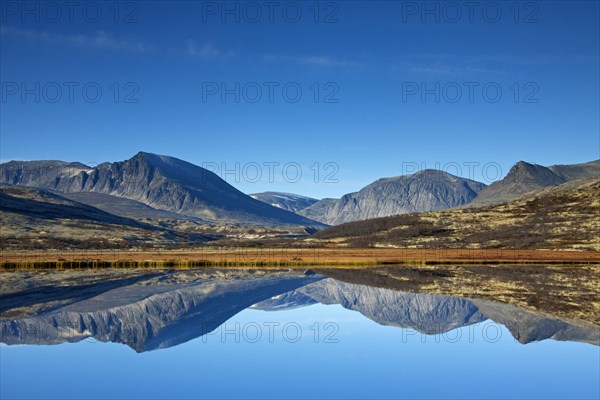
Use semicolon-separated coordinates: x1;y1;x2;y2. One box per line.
2;248;599;268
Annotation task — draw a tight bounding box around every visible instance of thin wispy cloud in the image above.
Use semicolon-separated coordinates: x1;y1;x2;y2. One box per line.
391;52;600;77
300;56;355;67
0;26;151;52
402;53;600;66
186;40;235;59
265;54;359;68
402;61;504;76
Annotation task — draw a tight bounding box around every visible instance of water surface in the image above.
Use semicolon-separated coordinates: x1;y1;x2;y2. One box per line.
1;268;598;399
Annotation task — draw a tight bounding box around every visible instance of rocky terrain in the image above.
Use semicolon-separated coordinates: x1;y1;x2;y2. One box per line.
312;178;600;251
299;170;486;225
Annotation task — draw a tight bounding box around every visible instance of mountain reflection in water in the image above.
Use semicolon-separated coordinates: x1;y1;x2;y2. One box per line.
0;269;598;352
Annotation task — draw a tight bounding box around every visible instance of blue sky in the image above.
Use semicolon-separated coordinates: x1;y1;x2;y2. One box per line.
1;1;599;198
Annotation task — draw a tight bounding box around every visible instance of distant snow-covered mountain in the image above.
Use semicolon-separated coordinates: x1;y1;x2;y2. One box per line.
250;191;318;213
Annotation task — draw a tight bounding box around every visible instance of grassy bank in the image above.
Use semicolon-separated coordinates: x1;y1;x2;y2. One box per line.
1;248;599;269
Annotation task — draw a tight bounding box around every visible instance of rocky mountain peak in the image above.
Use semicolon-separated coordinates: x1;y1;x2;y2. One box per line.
505;161;564;185
300;170;486;225
470;159;600;206
0;152;324;227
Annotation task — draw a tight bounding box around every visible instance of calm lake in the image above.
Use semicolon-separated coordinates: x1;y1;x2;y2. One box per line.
1;268;598;399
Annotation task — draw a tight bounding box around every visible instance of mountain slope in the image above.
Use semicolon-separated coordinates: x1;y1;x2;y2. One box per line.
471;160;600;206
250;192;318;212
59;192;198;222
0;152;324;227
0;186;213;250
0;270;324;352
298;198;338;221
0;186;144;227
299;170;486;225
550;160;600;181
312;178;600;251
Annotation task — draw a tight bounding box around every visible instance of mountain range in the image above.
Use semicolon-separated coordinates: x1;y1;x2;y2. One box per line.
0;151;322;228
299;170;486;225
312;177;600;250
1;270;596;352
1;153;598;250
470;160;600;206
296;160;599;225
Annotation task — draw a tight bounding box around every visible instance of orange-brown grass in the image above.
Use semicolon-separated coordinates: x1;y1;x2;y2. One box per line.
1;248;599;268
